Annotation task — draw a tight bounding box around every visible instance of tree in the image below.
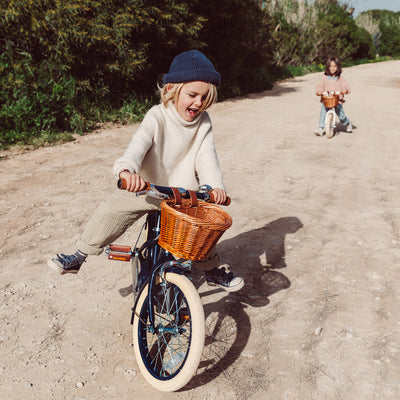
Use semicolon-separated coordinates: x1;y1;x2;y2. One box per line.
267;0;374;65
356;9;400;56
379;22;400;56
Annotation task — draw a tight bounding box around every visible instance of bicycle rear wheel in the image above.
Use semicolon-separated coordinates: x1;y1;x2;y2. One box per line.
132;272;205;392
325;111;335;138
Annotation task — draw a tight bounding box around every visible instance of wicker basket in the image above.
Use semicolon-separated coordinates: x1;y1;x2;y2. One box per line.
322;95;339;108
158;196;232;261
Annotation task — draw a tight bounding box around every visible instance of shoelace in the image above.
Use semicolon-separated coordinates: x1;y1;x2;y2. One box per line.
57;253;81;266
214;267;234;283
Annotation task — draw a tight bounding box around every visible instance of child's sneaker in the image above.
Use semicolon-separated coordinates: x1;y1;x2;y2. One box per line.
314;128;324;136
345;121;353;133
48;252;85;274
205;266;244;292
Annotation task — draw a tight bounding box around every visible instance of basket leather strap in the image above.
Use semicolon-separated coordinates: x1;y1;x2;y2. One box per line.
171;187;182;205
188;190;198;207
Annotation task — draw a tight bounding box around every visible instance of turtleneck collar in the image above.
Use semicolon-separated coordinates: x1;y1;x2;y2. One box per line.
165;102;203;127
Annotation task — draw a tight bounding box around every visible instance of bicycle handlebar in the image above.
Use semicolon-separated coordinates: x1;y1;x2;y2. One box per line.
117;178;231;206
318;91;347;96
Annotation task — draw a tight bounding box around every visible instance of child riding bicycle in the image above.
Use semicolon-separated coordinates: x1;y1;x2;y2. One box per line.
314;56;352;136
48;50;244;292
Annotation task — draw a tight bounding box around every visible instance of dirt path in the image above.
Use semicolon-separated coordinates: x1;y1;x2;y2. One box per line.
1;60;400;400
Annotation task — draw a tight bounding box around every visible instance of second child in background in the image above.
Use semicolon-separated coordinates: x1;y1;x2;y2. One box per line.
314;56;352;136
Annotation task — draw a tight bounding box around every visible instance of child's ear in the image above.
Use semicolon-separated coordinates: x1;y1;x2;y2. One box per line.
166;83;174;91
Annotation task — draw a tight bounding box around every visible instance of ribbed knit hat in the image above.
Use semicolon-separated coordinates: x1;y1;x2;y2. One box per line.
163;50;221;86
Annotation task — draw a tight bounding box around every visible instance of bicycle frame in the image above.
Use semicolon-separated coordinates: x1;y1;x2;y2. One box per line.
106;210;192;331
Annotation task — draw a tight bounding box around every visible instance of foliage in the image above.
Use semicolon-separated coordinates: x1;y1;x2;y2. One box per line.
266;0;375;66
379;22;400;56
0;0;203;148
285;63;325;77
0;0;392;150
285;55;397;79
356;10;400;56
188;0;277;98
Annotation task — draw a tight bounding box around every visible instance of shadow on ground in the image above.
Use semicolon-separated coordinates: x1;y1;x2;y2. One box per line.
182;216;303;390
225;79;300;104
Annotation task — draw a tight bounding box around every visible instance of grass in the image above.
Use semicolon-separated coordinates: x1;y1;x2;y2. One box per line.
0;97;155;152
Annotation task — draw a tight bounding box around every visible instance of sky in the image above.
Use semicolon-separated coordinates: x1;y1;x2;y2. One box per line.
348;0;400;16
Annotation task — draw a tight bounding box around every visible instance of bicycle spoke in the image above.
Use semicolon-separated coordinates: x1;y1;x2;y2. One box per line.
136;280;192;378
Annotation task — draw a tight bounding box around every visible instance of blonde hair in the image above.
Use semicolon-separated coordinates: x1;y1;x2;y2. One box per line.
158;82;218;112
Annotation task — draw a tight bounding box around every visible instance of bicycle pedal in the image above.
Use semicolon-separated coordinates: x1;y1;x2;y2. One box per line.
106;244;133;261
107;252;132;261
108;244;132;252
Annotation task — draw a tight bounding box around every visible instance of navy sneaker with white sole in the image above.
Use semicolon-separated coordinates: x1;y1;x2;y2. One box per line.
48;252;85;274
205;266;244;292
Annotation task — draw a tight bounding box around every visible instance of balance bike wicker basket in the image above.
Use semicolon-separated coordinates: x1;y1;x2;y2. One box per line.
158;190;232;261
322;95;339;108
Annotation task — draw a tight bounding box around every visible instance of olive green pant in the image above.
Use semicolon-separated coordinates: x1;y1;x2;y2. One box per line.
76;190;219;271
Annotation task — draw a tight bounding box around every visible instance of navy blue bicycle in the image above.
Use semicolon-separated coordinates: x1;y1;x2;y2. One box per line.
106;181;230;392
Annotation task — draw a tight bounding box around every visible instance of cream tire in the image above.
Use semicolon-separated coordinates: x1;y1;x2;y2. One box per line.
325;111;335;138
132;272;204;392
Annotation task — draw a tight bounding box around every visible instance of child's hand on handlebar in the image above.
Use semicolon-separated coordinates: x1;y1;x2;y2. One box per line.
119;171;146;192
211;188;228;205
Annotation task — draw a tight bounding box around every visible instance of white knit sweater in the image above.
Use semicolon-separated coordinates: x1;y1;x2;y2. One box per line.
113;103;225;191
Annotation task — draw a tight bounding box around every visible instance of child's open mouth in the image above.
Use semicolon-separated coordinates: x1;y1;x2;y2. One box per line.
188;108;198;117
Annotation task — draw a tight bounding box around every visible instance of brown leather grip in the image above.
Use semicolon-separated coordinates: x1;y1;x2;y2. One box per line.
117;178;150;191
208;193;231;206
117;178;127;189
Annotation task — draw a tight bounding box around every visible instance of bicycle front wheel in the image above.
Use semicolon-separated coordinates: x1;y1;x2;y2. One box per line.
132;272;205;392
325;111;335;138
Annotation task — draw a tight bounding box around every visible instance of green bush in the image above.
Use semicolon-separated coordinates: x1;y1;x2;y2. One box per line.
0;48;79;147
0;0;204;148
356;9;400;56
379;16;400;56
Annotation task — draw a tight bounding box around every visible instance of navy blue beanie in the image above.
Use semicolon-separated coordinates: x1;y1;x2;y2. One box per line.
163;50;221;86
